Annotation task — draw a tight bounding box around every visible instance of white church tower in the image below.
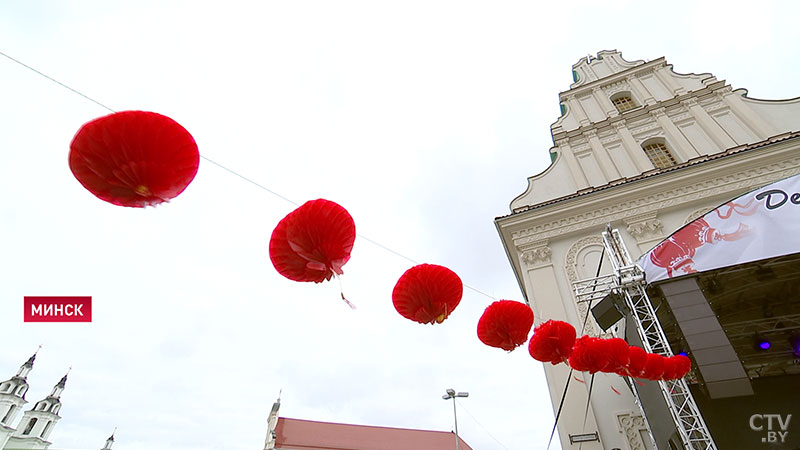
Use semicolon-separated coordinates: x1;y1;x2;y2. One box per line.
0;353;36;449
263;394;281;450
496;50;800;449
6;371;68;450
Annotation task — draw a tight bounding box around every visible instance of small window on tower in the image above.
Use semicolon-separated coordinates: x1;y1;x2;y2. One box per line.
2;405;16;424
22;417;37;435
642;141;678;169
612;94;637;113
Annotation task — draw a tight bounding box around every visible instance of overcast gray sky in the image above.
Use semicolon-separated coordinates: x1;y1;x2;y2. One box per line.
2;1;799;450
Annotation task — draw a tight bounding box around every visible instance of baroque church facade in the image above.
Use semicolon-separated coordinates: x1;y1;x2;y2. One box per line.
0;352;115;450
496;51;800;449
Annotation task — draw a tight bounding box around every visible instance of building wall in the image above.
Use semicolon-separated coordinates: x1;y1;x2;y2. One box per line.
496;51;800;450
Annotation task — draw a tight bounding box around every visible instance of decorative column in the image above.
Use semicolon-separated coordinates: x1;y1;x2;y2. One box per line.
654;64;685;97
592;86;618;118
555;139;590;190
585;129;621;181
717;87;776;140
566;95;591;127
627;75;655;106
682;98;737;151
650;107;700;160
612;121;653;172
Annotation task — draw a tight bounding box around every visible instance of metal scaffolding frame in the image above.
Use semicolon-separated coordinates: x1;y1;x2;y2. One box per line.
572;227;718;450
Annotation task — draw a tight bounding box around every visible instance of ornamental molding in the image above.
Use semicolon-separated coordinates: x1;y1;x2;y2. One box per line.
704;101;727;114
682;97;699;108
671;113;692;124
605;81;631;96
510;159;800;245
572;142;591;153
564;235;605;338
521;245;553;268
650;107;668;119
630;121;661;137
635;130;665;143
624;212;663;243
601;135;622;146
685;207;713;225
616;412;649;450
612;120;628;131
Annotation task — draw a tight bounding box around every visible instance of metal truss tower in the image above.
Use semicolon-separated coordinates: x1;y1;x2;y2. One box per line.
573;227;717;450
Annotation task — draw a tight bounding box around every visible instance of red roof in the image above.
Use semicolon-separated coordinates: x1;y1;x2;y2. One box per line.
274;417;474;450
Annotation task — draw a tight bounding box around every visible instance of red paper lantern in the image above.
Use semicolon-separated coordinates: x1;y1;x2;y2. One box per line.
569;336;609;374
662;355;692;380
673;354;692;379
269;199;356;283
477;300;534;351
624;345;648;377
600;338;630;374
69;111;199;207
642;353;666;380
392;264;462;324
528;320;576;364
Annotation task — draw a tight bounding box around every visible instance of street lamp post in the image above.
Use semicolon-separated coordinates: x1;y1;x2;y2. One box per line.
442;389;468;450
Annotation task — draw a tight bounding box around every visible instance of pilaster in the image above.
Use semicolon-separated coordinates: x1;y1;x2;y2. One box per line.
613;121;653;172
682;98;737;151
585;130;621;181
556;139;590;190
650;107;700;160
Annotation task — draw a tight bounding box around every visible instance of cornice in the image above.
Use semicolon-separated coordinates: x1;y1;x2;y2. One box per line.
561;57;666;98
506;146;800;245
553;81;729;143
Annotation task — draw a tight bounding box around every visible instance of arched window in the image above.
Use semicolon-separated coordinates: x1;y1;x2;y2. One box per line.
37;402;48;411
1;405;16;424
642;139;678;169
16;385;27;396
41;420;53;438
0;382;10;393
22;417;37;435
611;92;637;113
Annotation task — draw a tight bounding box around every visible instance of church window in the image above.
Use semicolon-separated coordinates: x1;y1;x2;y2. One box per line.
642;140;678;169
2;405;15;424
0;382;9;393
611;93;637;113
41;420;53;438
22;417;37;435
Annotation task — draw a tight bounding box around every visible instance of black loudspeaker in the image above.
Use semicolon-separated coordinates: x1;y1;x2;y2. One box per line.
591;291;625;331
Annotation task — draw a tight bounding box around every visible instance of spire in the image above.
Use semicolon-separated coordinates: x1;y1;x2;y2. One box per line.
15;346;40;379
263;391;282;450
101;428;116;450
48;367;69;399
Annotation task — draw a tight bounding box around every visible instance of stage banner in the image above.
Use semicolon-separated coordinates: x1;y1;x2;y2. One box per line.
639;173;800;284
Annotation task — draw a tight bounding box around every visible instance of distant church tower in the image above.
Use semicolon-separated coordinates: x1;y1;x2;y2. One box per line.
0;353;36;449
6;371;68;450
263;394;281;450
100;431;115;450
496;51;800;449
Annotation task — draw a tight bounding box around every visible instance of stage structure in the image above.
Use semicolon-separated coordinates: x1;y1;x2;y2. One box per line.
495;50;800;450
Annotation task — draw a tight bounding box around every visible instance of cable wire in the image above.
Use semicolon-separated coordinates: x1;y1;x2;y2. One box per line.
455;398;512;450
0;49;499;302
